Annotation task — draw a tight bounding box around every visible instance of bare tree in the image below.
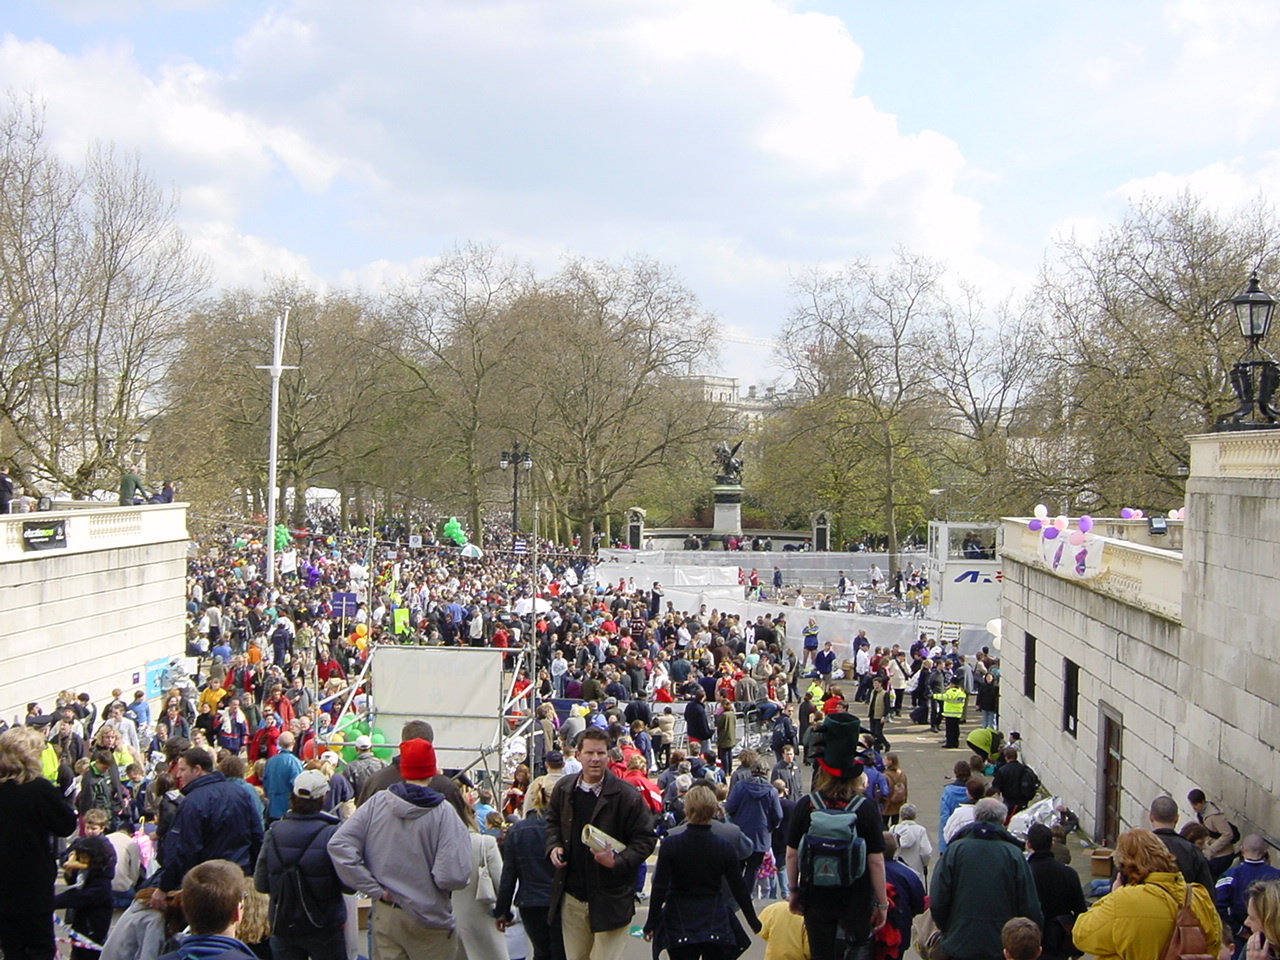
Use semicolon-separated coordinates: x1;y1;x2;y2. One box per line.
0;97;207;496
780;250;945;569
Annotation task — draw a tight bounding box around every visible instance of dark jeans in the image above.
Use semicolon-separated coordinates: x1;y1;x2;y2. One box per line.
718;746;734;776
520;905;566;960
270;928;348;960
742;851;766;892
0;911;56;960
805;915;873;960
943;716;961;748
869;718;890;752
669;945;740;960
854;675;873;702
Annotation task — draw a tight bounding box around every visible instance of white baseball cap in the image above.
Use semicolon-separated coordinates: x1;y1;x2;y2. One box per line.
292;769;330;799
355;735;373;750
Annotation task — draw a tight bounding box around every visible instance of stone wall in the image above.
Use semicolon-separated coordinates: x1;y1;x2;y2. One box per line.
0;505;188;724
1001;430;1280;844
1000;552;1183;842
1182;433;1280;842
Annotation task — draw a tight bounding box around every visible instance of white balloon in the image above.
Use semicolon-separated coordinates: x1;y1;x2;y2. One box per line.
985;618;1003;638
1168;509;1178;520
1033;504;1049;520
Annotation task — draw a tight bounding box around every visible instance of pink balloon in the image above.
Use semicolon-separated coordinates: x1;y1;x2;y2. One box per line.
1134;509;1144;519
1078;515;1093;533
1178;508;1186;520
1068;531;1085;546
1053;516;1068;530
1120;507;1134;519
1028;519;1043;532
1043;527;1060;540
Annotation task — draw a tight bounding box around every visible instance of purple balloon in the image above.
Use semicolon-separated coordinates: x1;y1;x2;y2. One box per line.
1043;526;1060;540
1028;519;1043;532
1119;507;1134;519
1078;515;1093;533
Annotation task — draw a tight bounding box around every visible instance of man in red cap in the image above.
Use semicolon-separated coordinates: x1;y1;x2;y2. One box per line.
328;739;472;959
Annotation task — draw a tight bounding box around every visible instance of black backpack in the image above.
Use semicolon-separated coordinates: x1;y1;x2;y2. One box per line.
269;833;328;935
1018;765;1041;802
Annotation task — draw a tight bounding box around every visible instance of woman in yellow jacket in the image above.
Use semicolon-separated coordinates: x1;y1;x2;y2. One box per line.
1073;828;1222;960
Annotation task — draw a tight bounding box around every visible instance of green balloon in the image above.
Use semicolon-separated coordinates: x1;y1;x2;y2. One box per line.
341;745;357;763
352;722;370;736
372;745;394;760
371;730;387;744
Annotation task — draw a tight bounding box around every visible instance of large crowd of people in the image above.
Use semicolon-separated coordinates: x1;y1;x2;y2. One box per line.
0;525;1269;960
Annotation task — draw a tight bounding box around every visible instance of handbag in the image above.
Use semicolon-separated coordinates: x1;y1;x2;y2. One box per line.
912;910;945;960
476;850;496;904
1159;884;1216;960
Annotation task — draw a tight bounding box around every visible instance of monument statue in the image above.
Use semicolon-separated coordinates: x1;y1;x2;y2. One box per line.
713;440;744;486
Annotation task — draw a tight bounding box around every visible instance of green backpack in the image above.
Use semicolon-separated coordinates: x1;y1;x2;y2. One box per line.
798;792;867;888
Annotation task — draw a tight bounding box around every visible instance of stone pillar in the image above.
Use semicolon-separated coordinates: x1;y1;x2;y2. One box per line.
712;485;743;536
811;510;832;551
626;507;646;550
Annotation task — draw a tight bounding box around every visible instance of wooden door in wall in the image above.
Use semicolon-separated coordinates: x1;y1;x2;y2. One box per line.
1100;713;1123;847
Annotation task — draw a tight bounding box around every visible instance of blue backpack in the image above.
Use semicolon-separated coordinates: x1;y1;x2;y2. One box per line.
798;792;867;888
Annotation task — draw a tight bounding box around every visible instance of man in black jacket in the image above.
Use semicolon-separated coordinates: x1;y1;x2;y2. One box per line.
150;747;264;908
1148;794;1214;891
255;770;351;960
991;748;1035;815
546;727;656;960
1025;824;1087;960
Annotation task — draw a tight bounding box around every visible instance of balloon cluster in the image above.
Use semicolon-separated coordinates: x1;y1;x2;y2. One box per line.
1026;504;1095;545
442;517;468;546
273;524;290;550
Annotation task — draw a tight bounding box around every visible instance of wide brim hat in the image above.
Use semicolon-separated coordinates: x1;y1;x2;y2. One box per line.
809;711;865;780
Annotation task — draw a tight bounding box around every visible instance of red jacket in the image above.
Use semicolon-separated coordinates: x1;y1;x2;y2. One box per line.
248;722;280;761
621;769;663;813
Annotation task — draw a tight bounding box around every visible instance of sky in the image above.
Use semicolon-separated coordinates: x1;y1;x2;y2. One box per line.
4;0;1280;380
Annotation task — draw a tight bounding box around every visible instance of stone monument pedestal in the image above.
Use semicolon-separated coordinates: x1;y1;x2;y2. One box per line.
712;484;744;536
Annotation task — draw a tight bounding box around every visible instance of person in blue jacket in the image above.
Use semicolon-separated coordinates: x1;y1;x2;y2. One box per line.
726;755;784;892
937;760;972;854
262;732;304;821
149;747;264;908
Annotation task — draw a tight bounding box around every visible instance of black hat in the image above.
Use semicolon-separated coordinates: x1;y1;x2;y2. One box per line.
808;712;865;780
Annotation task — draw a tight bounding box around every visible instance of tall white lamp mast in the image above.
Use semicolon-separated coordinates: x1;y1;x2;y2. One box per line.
259;308;296;587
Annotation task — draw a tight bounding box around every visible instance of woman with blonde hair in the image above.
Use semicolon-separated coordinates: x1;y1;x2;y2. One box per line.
1073;828;1221;960
0;727;79;960
493;782;563;959
1245;880;1280;960
453;801;507;960
645;784;761;958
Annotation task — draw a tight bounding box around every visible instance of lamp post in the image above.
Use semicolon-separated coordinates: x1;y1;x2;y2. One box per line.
1215;272;1280;430
499;442;533;542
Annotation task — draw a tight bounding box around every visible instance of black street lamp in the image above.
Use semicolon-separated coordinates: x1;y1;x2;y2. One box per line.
499;442;533;538
1215;272;1280;430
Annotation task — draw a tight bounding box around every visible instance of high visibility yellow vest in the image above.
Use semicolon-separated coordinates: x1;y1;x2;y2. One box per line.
934;686;967;718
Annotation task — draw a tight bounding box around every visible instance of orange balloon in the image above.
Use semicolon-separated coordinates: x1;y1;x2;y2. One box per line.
301;738;318;759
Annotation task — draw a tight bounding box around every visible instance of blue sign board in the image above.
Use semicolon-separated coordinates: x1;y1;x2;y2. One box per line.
331;591;359;618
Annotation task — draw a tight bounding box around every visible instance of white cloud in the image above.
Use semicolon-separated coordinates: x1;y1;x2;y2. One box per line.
3;0;996;347
185;222;320;290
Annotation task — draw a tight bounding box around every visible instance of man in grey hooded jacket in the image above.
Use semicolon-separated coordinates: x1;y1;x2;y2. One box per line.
328;739;471;959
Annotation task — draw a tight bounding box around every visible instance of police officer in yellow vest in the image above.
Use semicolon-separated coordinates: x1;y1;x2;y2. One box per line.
933;677;967;748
